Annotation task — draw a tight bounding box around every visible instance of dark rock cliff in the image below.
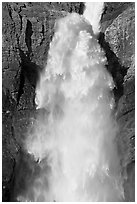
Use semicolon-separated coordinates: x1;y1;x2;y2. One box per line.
2;2;135;201
101;3;135;201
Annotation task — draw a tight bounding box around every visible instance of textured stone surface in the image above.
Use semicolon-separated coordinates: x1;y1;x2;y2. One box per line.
102;3;135;201
2;2;135;201
105;4;135;68
103;1;135;166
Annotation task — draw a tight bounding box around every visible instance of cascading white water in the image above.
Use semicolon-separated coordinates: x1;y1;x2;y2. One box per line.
83;2;104;34
18;2;125;202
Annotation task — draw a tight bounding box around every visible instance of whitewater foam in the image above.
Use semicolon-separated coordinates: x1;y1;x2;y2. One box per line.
18;4;125;202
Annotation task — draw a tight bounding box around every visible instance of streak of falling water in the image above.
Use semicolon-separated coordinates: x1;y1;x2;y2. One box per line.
83;2;104;34
17;2;125;202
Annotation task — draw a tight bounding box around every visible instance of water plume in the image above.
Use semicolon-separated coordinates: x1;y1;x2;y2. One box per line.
18;3;125;202
83;2;104;35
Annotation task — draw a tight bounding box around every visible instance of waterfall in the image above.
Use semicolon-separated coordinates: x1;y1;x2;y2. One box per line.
17;3;124;201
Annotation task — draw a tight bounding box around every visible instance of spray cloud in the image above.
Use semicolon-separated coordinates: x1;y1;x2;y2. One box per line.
18;3;124;202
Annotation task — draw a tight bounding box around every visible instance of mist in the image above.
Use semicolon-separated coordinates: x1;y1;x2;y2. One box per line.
17;3;125;202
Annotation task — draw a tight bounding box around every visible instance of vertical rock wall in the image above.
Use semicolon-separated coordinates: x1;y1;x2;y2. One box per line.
101;3;135;201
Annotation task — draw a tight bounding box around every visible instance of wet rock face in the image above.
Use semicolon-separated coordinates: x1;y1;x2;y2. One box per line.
2;2;135;202
105;4;135;69
102;2;135;201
